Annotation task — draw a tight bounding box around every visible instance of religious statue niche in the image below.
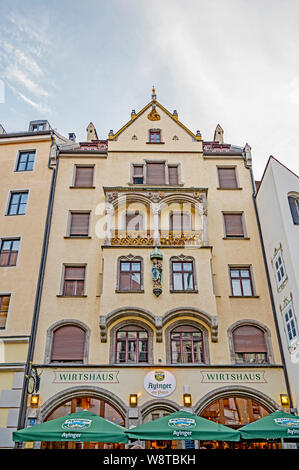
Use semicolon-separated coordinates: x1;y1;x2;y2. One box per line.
150;247;163;297
147;105;160;121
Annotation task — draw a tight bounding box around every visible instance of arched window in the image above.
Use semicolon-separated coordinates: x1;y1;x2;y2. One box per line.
115;325;148;363
170;325;204;364
51;325;86;363
232;325;268;364
288;195;299;225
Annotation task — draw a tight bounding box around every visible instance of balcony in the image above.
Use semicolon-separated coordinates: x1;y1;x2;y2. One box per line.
109;230;205;247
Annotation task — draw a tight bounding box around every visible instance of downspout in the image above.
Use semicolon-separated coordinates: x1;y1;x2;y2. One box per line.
244;151;294;410
16;131;59;441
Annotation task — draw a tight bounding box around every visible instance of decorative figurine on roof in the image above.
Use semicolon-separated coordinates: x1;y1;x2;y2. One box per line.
147;86;160;121
150;247;163;296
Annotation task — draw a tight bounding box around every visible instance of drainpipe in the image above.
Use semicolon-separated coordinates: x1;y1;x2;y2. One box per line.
16;131;59;442
244;152;294;411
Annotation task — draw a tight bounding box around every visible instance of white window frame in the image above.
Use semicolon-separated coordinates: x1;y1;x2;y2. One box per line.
273;248;287;290
282;300;299;348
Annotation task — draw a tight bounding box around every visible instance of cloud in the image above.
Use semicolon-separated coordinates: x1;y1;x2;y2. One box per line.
5;64;50;98
7;83;52;114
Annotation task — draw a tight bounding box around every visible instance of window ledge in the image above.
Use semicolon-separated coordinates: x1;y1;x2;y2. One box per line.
69;186;96;189
229;295;260;298
64;236;91;239
170;290;198;294
115;290;144;294
56;295;87;298
217;187;242;190
223;237;250;240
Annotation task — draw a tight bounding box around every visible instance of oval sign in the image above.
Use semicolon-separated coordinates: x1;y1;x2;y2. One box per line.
144;369;176;397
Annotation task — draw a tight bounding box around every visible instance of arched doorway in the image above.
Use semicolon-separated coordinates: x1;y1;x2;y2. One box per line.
199;395;279;449
41;396;125;449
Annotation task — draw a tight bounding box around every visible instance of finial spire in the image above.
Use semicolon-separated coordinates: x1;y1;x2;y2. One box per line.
152;86;157;101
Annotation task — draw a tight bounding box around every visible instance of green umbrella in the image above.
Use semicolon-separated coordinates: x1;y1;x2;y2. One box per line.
13;410;128;443
127;410;240;441
240;410;299;440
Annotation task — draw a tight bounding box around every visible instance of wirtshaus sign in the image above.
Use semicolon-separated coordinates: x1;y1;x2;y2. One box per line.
53;371;119;384
200;371;267;383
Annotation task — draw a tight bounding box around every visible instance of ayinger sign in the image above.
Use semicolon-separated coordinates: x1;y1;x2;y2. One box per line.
144;369;176;397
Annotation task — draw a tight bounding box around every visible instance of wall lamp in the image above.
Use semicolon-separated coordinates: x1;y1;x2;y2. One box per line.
183;393;192;407
129;394;138;407
280;394;290;407
30;393;40;408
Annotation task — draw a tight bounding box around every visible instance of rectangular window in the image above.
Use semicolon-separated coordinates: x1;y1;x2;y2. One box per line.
63;266;86;296
16;151;36;171
218;168;238;188
119;261;141;291
146;162;165;184
223;213;244;237
168;165;179;185
7;192;28;215
149;130;161;143
170;213;192;232
273;249;287;289
125;212;143;231
132;165;144;184
0;295;10;329
0;239;20;266
282;302;298;346
172;261;195;291
230;267;253;296
74;166;94;187
69;213;90;237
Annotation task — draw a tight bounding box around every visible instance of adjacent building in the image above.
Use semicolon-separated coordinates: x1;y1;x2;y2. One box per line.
0;92;292;449
255;156;299;413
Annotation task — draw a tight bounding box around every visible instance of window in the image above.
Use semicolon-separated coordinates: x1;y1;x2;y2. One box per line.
16;151;36;171
288;195;299;225
0;295;10;329
170;212;192;232
119;260;142;291
74;166;94;187
69;212;90;237
232;326;268;364
131;161;180;185
115;326;148;363
0;239;20;266
51;325;85;363
168;165;179;185
273;248;287;289
223;213;244;237
171;261;195;291
7;192;28;215
282;301;298;347
170;325;204;364
63;266;86;296
132;165;144;184
218;167;238;188
125;212;144;231
149;130;161;143
230;267;253;296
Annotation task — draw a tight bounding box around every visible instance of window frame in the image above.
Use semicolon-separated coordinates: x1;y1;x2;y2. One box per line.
0;294;11;329
217;166;239;189
68;211;91;238
170;324;205;364
272;247;287;290
229;266;254;297
130;161;181;185
15;150;36;172
288;194;299;225
0;238;21;267
222;212;246;238
232;325;269;365
117;257;143;293
124;211;145;231
61;264;87;297
282;300;299;348
115;325;149;364
6;190;29;216
72;165;95;188
148;129;162;143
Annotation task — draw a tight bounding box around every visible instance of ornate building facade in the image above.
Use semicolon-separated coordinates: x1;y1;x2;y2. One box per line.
0;92;292;448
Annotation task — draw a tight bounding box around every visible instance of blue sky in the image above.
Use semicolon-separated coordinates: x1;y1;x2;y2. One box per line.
1;0;299;178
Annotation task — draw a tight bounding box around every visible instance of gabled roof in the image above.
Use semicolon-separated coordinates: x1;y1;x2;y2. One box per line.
255;155;299;197
109;93;201;142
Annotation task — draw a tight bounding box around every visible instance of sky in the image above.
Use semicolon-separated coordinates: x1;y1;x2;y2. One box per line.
1;0;299;179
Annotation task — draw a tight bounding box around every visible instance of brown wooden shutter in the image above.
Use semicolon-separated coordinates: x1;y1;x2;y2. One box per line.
146;163;165;184
233;326;267;352
168;166;179;185
224;214;244;236
218;168;237;188
70;213;90;236
74;167;94;187
51;325;85;361
126;212;143;230
170;213;191;231
64;266;85;280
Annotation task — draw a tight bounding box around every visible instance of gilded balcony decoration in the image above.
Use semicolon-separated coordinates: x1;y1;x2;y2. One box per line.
110;230;203;246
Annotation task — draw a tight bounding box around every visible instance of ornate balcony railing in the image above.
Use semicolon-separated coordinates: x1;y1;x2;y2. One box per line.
109;230;204;246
